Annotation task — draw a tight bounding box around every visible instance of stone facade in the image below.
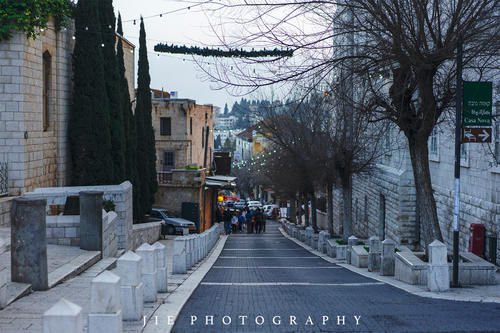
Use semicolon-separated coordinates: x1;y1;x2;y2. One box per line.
0;197;14;227
0;19;75;196
337;109;500;264
152;98;214;171
0;20;136;197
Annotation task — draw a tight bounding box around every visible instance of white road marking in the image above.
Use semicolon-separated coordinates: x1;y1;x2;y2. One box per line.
212;266;342;269
201;282;385;286
223;249;304;251
219;256;320;259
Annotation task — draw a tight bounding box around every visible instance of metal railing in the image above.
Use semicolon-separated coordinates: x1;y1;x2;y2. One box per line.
157;171;173;185
0;162;8;196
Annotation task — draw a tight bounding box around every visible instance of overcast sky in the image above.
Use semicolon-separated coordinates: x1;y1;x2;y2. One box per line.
113;0;244;110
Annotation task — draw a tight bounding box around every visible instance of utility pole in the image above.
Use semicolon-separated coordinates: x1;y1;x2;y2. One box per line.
452;34;463;288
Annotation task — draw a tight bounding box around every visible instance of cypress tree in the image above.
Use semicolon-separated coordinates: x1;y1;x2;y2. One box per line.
135;17;157;220
99;0;125;183
69;0;112;185
117;13;138;216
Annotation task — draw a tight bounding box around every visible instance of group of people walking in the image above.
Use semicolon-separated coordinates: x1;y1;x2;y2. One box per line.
217;207;266;235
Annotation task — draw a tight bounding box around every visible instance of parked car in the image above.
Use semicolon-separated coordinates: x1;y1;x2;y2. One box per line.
234;200;246;209
150;208;196;235
263;204;279;218
247;201;263;210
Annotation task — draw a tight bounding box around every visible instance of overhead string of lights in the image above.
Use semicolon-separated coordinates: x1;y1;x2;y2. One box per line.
122;0;216;25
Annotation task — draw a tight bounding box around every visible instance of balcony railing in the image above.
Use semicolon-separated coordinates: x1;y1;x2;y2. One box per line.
157;171;173;185
0;162;8;196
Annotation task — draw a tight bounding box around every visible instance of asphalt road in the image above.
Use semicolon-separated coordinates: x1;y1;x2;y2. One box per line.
172;222;500;332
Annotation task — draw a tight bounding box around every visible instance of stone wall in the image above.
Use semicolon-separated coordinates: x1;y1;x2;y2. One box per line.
45;210;118;257
46;215;79;246
24;181;133;250
132;222;161;250
0;197;14;227
155;184;200;216
0;18;74;195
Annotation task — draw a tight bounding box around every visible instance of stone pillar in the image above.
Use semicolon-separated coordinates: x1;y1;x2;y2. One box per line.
152;242;168;293
305;227;313;246
136;243;157;303
43;298;83;333
347;236;358;265
368;236;381;272
114;251;143;321
79;191;103;252
380;239;396;276
88;271;122;333
11;198;48;290
318;231;330;254
427;240;450;292
173;237;187;274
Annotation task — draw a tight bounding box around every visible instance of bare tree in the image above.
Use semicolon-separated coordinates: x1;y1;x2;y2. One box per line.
192;0;499;248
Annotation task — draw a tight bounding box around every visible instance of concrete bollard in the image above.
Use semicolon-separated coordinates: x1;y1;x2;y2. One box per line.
152;242;168;293
347;236;358;265
79;191;104;252
11;198;48;291
173;237;187;274
43;298;83;333
88;271;122;333
135;243;157;303
114;251;143;321
318;231;330;254
0;263;7;309
368;236;381;272
305;227;313;246
427;240;449;292
380;239;396;276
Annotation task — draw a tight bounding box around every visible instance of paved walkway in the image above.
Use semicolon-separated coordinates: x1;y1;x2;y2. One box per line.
171;221;500;332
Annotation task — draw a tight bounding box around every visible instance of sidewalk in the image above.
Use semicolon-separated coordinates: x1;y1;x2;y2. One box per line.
0;232;225;333
279;226;500;303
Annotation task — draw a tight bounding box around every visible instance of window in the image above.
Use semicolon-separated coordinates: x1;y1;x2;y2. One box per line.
202;127;205;148
160;117;171;136
163;151;175;169
190;117;193;135
429;127;439;160
42;51;51;131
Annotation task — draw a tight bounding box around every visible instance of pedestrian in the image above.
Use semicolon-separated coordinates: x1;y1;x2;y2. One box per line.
223;208;232;235
216;205;223;224
246;208;254;234
255;208;263;234
238;210;245;232
231;210;238;233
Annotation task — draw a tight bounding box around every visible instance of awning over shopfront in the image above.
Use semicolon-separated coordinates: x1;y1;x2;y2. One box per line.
205;176;237;189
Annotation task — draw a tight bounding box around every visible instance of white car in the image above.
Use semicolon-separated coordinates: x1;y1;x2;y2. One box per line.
264;204;279;218
247;201;262;210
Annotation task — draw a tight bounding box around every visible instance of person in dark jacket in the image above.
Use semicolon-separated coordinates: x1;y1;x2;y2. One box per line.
255;208;264;234
223;208;232;235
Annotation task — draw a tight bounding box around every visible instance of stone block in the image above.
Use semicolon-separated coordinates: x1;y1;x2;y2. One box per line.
142;272;157;303
427;265;449;292
90;271;121;313
157;266;168;293
347;236;358;265
326;239;336;258
429;240;447;265
11;198;48;290
136;243;157;274
0;267;7;309
368;236;381;272
381;239;396;276
88;311;122;333
115;251;142;286
173;237;187;274
351;245;368;268
79;191;103;252
43;298;83;333
120;282;143;321
336;245;347;260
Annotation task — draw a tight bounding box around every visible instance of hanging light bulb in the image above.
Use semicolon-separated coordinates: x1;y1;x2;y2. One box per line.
85;26;88;31
72;35;76;40
160;13;163;17
101;43;105;47
133;20;136;25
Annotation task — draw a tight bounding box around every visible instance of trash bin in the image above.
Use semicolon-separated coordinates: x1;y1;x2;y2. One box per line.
468;223;485;257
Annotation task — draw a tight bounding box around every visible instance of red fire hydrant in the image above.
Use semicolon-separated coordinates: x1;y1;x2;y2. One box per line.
468;223;485;257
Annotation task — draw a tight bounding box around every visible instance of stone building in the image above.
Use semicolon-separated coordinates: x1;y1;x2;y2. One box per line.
0;20;136;198
235;127;253;162
151;94;214;172
334;83;500;264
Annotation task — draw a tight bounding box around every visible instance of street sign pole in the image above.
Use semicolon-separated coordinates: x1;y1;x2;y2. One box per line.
452;35;462;288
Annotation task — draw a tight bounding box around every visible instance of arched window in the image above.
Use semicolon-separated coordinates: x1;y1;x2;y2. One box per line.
43;51;52;131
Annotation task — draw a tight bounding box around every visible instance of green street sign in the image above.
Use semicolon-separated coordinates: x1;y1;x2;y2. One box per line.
463;81;492;127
